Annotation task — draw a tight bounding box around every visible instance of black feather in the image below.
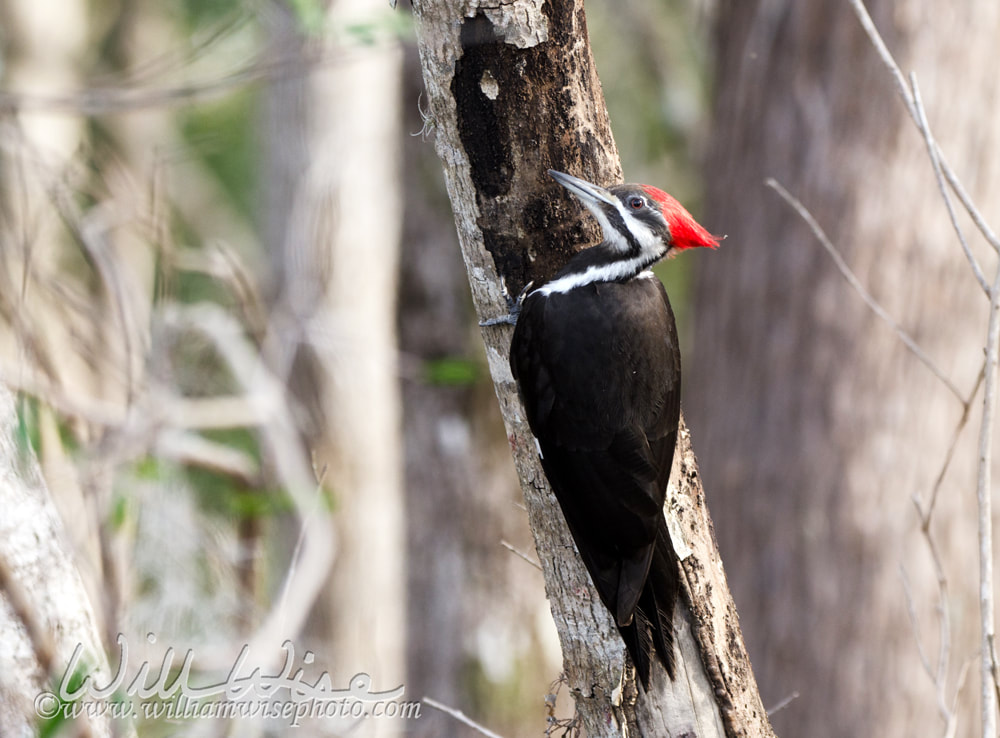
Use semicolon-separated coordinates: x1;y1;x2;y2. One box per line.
510;274;681;689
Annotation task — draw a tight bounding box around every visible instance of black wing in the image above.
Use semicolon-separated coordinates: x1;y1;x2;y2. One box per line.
510;277;681;686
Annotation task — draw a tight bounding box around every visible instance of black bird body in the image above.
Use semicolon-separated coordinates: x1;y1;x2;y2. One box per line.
509;170;718;688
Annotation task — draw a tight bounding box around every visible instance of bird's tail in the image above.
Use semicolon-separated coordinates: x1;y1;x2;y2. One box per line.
618;524;679;690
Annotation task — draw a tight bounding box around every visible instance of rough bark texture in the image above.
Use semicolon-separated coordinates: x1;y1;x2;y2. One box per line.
691;2;1000;736
411;1;773;735
0;387;115;738
398;45;563;737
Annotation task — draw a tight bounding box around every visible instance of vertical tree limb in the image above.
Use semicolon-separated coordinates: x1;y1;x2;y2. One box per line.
0;388;116;738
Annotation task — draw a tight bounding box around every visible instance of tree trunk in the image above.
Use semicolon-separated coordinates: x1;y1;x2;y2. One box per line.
411;1;773;735
0;387;117;738
691;2;1000;736
398;45;563;736
259;0;406;729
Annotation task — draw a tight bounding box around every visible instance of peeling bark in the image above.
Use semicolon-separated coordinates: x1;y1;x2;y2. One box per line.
411;1;774;735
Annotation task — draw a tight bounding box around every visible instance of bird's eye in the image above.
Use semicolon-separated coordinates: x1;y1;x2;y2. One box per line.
628;197;645;210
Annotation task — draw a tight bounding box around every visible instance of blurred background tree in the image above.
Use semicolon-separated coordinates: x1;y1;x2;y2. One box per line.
691;2;1000;736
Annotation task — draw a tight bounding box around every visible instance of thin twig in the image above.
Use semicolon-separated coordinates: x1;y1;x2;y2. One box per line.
765;178;964;402
938;162;1000;254
845;8;1000;735
902;508;955;728
845;0;916;118
765;692;800;717
975;263;1000;738
924;362;985;523
900;565;936;683
422;696;508;738
847;0;1000;254
909;73;989;294
945;658;975;738
501;539;543;570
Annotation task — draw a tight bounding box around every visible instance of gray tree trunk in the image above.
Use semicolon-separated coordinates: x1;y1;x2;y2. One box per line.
259;2;406;732
691;2;1000;736
411;1;773;735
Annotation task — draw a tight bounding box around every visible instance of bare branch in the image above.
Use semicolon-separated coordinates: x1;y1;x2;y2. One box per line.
923;363;985;523
844;0;917;119
901;514;955;731
422;696;508;738
500;539;542;571
909;74;989;294
765;178;964;402
765;692;800;718
160;302;336;669
938;162;1000;255
900;565;936;684
847;0;1000;254
154;429;260;485
843;9;1000;733
974;264;1000;737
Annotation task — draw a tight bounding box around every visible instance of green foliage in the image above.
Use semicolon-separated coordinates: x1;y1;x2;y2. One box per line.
462;647;562;737
288;0;326;35
176;428;283;519
422;357;481;386
14;394;40;468
653;258;693;325
587;0;710;200
109;489;131;531
177;89;257;222
169;268;234;307
342;11;415;46
36;658;97;738
131;427;297;522
180;0;242;28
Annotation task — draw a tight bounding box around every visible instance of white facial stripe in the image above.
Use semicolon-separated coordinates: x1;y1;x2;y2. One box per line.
535;254;654;296
584;203;629;253
612;197;666;257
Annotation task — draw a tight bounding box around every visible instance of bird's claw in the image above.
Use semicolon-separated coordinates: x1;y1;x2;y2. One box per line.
479;313;518;327
478;280;533;328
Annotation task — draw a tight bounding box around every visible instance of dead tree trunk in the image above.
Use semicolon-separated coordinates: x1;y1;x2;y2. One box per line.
411;1;774;735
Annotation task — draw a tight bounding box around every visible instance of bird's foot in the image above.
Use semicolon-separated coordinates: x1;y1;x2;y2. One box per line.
479;312;518;327
478;280;533;327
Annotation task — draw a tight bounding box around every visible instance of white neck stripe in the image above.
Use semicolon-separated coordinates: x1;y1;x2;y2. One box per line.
534;256;656;296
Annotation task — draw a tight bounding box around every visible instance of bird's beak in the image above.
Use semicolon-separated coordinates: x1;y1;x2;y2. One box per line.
548;170;619;209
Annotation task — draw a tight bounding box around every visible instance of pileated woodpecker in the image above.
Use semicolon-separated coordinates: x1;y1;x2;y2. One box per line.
509;169;718;688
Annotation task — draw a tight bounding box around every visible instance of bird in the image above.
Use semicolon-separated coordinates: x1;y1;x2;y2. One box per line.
508;169;719;689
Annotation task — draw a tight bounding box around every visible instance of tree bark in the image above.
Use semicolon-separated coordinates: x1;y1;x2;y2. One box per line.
398;46;566;737
0;387;116;738
411;1;773;735
692;2;1000;736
